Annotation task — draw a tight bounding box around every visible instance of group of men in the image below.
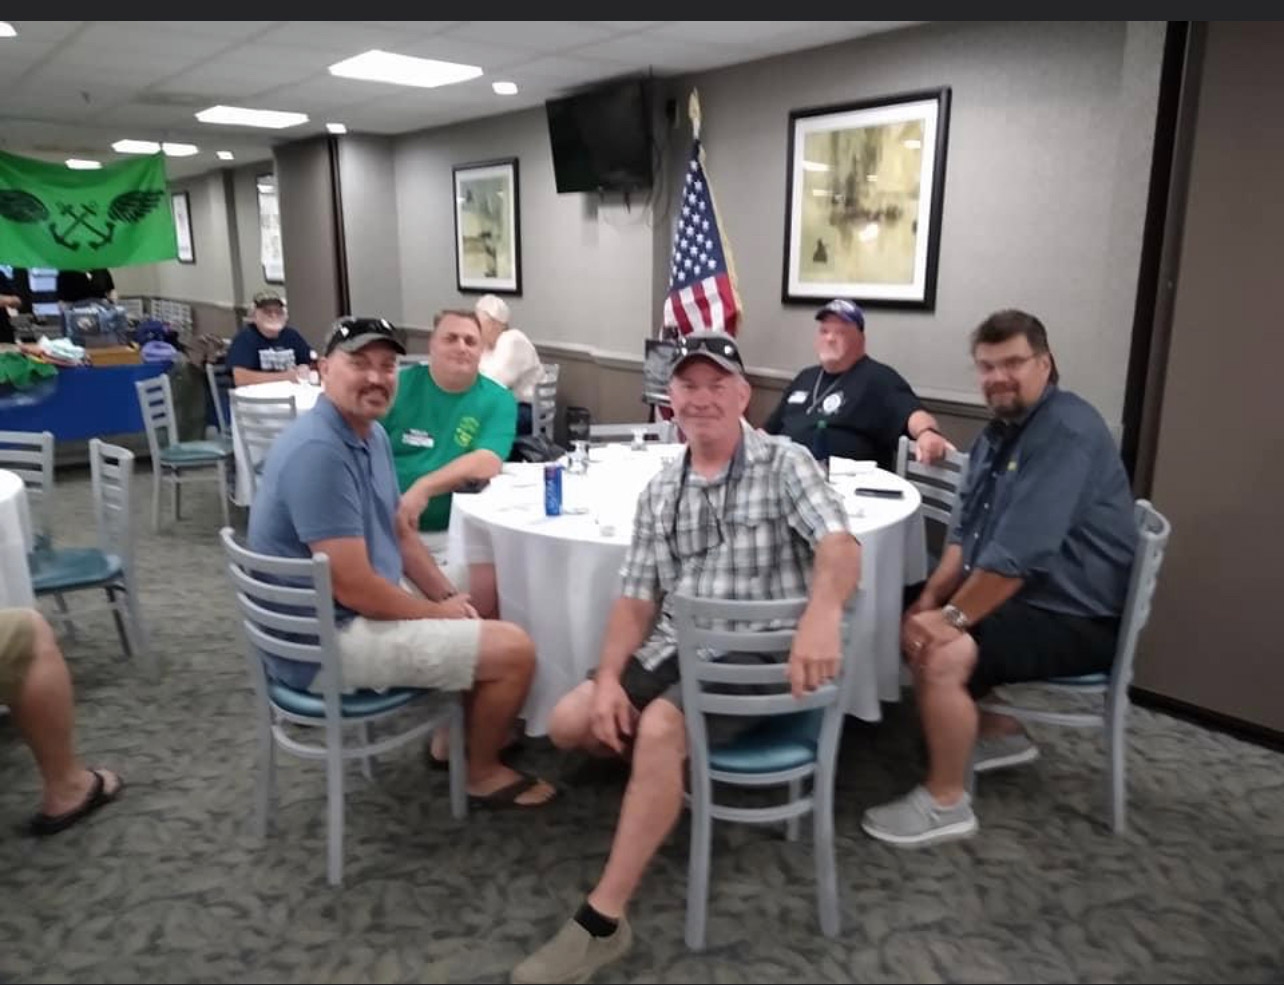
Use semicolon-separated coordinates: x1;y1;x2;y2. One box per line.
2;293;1138;984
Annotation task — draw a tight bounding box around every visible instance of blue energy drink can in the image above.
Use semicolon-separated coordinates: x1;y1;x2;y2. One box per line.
544;463;563;516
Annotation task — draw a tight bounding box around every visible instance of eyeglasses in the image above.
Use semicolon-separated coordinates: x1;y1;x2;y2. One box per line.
323;317;400;356
672;334;745;372
974;353;1039;378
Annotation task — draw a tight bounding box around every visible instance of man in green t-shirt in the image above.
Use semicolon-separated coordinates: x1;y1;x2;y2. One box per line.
383;309;516;617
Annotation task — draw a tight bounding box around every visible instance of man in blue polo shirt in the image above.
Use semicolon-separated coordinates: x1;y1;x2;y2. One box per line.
225;290;314;387
862;309;1137;847
247;316;556;810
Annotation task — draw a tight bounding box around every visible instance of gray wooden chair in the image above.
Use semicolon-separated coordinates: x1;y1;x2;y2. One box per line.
975;500;1172;832
219;528;466;886
230;391;297;502
135;375;232;531
673;593;852;950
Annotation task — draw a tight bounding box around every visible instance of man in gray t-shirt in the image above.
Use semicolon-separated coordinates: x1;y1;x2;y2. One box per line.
248;316;556;811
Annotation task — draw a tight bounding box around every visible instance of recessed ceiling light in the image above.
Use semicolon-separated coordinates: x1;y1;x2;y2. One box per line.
65;159;102;170
0;22;16;38
328;49;482;89
195;105;309;129
162;142;199;157
216;150;235;161
325;122;347;135
492;81;518;96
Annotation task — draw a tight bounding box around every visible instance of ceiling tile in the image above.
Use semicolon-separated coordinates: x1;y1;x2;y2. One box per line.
501;54;634;87
6;21;86;43
442;21;620;50
395;35;537;71
63;22;232;59
253;76;407;112
574;34;749;72
582;22;666;32
255;21;410;54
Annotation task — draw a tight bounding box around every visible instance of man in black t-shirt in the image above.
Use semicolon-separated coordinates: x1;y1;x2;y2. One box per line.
763;298;954;471
55;269;116;305
0;269;22;345
225;290;313;386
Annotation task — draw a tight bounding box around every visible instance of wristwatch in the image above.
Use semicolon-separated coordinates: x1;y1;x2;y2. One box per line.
942;603;971;631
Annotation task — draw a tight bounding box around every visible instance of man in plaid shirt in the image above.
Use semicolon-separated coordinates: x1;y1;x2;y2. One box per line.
514;331;862;984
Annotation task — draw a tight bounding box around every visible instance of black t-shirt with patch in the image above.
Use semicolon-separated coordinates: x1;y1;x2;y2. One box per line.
763;357;922;471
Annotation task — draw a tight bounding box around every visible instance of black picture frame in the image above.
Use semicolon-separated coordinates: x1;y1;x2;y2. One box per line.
171;190;195;264
452;157;521;296
781;87;951;310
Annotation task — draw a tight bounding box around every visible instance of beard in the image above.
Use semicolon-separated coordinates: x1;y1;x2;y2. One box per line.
985;385;1026;420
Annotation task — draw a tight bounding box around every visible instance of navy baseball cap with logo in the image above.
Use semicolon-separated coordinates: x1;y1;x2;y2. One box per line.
815;298;865;330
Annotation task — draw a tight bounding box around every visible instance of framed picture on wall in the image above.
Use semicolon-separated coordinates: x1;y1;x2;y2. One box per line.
782;87;950;309
452;157;521;295
171;190;195;264
256;174;284;284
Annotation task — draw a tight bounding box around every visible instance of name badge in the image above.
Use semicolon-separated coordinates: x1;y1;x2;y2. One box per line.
787;390;807;404
403;429;435;449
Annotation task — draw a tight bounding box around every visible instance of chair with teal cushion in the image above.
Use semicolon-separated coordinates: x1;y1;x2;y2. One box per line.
674;594;853;950
136;374;231;531
219;528;466;887
230;391;297;502
29;439;151;673
976;500;1172;833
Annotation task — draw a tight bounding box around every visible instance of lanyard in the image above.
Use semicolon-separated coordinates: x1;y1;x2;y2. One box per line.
807;368;849;416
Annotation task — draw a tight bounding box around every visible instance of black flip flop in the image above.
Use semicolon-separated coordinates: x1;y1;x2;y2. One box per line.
427;736;524;773
467;772;558;811
27;769;123;837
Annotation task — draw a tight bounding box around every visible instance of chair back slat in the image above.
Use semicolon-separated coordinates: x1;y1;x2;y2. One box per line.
231;393;298;498
1109;500;1172;693
134;376;178;457
533;364;559;441
0;429;54;539
896;434;970;544
205;362;234;435
89;439;134;562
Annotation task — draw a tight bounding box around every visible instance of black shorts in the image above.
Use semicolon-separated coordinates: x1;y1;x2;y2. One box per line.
968;599;1119;698
613;652;777;747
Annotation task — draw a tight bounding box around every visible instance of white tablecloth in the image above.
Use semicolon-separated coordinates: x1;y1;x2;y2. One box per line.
0;469;35;608
447;445;926;734
230;381;322;506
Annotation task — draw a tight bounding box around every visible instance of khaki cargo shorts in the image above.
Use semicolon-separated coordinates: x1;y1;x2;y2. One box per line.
0;608;37;706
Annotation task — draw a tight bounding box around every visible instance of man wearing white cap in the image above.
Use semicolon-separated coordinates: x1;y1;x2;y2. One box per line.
474;294;542;435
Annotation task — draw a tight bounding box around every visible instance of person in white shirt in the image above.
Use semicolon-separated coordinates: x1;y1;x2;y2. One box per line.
475;294;542;435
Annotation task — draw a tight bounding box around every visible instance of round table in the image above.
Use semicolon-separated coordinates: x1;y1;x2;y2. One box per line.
230;380;322;505
0;469;35;608
447;443;927;734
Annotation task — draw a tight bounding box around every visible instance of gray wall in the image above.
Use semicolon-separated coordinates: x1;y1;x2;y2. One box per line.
393;108;654;341
667;21;1164;419
338;135;404;322
112;171;237;306
376;21;1164;429
275;138;341;346
1134;22;1284;732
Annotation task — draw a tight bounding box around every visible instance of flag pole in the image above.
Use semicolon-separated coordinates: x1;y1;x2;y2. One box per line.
688;89;702;140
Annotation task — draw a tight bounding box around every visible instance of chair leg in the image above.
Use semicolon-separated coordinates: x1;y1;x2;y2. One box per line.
359;721;374;782
447;700;467;820
786;778;802;842
105;586;132;659
255;714;276;839
326;739;345;887
1107;706;1129;834
151;470;161;532
813;775;840;938
685;780;713;951
52;593;77;642
173;475;182;521
217;459;231;528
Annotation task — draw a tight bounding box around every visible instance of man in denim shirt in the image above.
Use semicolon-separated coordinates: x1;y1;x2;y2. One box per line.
863;310;1137;847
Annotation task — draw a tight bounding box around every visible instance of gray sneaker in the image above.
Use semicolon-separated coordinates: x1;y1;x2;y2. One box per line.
973;731;1040;773
862;785;978;848
512;913;633;984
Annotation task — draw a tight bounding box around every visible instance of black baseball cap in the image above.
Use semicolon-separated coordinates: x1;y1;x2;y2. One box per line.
322;316;406;356
669;331;746;379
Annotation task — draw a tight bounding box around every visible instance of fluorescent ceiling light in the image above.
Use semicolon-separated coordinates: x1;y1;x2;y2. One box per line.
196;105;309;129
112;139;200;157
216;150;235;161
66;159;102;170
329;49;482;89
325;122;347;134
802;161;830;173
0;22;16;38
113;139;160;154
492;81;518;96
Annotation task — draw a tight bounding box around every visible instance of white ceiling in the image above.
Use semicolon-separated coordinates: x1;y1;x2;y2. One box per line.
0;20;920;178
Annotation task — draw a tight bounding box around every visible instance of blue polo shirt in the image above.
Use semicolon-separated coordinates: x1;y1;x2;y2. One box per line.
247;394;404;688
950;385;1137;619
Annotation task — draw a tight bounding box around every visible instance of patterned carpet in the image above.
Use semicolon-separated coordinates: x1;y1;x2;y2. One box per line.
1;468;1282;984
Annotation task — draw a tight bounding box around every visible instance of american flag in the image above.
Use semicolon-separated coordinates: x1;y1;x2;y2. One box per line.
662;137;743;337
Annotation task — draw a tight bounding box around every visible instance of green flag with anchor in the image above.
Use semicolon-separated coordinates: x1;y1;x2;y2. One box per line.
0;150;177;270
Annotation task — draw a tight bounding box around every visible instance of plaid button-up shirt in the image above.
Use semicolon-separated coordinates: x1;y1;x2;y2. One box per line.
620;421;854;671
